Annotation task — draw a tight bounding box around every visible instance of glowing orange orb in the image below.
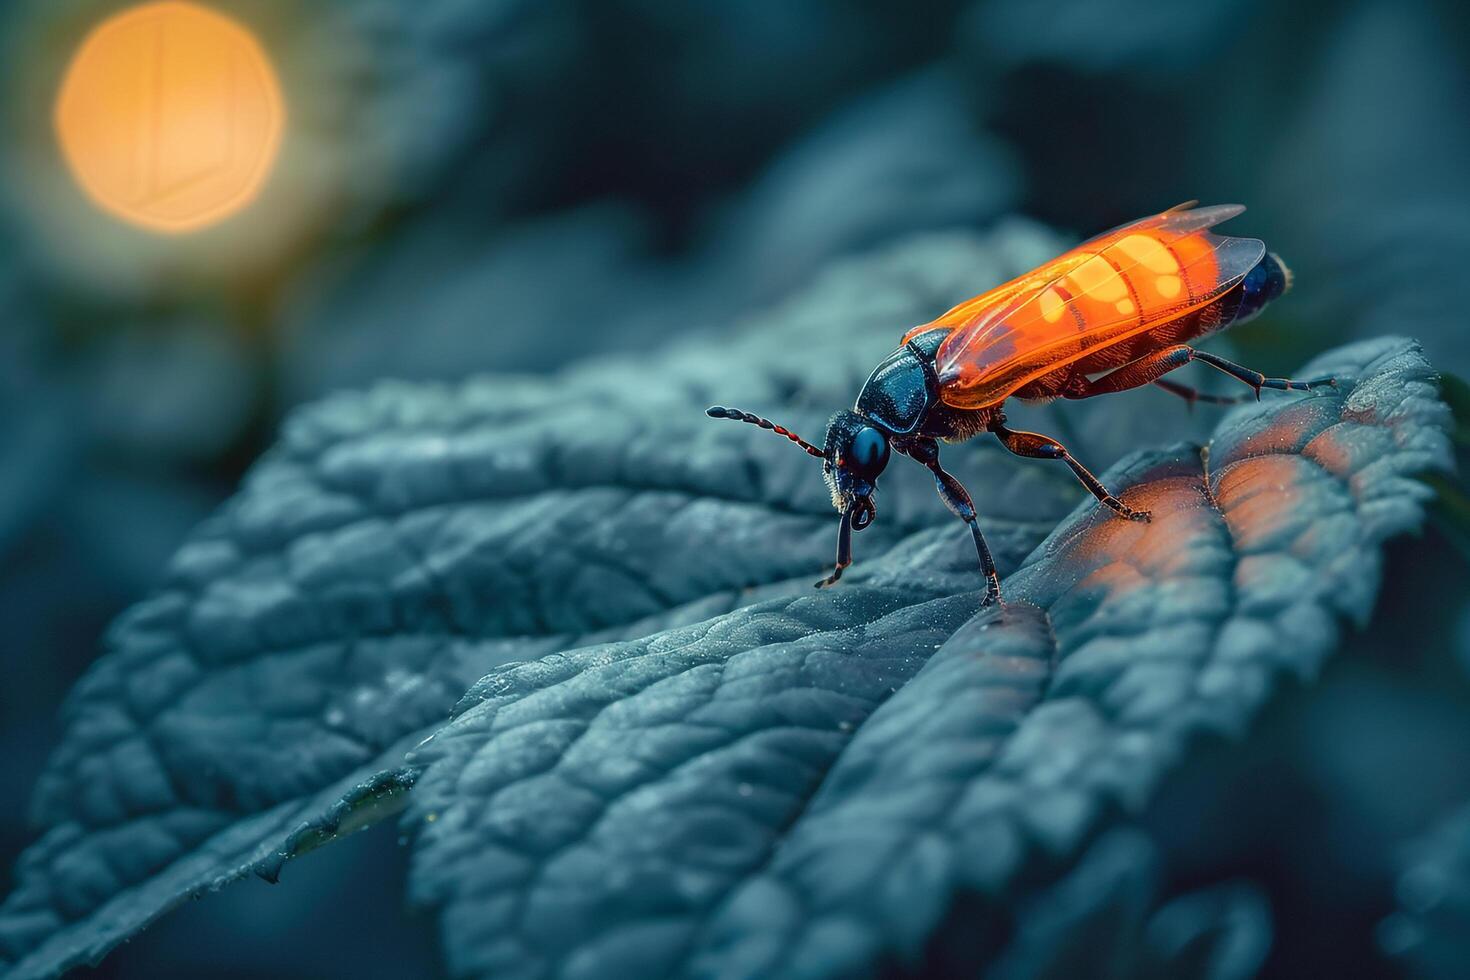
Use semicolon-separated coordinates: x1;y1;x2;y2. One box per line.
54;2;284;234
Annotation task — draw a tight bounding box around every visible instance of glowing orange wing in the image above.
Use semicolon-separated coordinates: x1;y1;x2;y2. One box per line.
929;204;1265;408
899;202;1223;346
900;260;1083;343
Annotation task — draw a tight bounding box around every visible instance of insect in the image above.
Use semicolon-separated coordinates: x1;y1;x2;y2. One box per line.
707;203;1335;602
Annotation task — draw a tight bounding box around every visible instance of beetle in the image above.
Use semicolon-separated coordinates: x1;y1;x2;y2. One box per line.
706;203;1335;602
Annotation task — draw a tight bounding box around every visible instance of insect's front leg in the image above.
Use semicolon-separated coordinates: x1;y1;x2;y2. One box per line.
815;509;853;589
903;438;1001;604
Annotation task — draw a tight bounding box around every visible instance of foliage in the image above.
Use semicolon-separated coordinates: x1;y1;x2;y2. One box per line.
0;214;1449;976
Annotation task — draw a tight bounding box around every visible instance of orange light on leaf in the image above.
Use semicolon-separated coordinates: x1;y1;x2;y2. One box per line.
54;2;284;234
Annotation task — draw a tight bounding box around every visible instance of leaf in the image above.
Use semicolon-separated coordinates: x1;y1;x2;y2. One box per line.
1425;374;1470;564
0;224;1095;979
402;337;1448;978
989;829;1270;980
1379;801;1470;979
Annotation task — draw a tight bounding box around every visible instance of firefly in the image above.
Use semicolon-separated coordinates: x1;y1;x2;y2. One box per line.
708;203;1333;601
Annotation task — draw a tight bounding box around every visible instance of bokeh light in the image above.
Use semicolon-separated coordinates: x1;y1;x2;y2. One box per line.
53;2;284;234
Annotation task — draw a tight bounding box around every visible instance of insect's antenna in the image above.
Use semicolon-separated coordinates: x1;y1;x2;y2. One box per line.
706;406;825;458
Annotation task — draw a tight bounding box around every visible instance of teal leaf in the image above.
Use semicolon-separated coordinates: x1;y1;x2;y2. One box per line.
1380;802;1470;979
404;338;1449;978
990;829;1270;980
0;225;1090;980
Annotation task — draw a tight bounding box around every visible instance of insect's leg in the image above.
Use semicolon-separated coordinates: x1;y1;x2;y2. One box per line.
1062;345;1196;399
906;438;1001;604
992;423;1151;522
1188;350;1337;399
1152;378;1251;408
1065;345;1335;403
815;509;853;589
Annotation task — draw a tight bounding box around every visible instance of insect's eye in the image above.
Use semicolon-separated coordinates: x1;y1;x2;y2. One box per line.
848;426;889;478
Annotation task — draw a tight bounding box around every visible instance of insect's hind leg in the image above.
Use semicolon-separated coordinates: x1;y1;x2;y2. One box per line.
992;422;1151;523
1189;349;1336;398
1064;344;1198;399
1066;344;1335;402
1151;378;1251;408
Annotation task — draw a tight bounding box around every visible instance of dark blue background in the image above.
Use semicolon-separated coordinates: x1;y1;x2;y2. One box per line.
1;0;1467;976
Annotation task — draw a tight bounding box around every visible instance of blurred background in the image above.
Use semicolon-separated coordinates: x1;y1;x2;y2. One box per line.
1;0;1467;976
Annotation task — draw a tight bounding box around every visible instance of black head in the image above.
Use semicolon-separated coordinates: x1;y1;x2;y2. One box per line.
704;403;890;587
821;409;890;530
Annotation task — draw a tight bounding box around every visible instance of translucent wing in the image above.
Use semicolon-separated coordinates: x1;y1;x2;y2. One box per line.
1077;201;1243;244
931;204;1265;408
901;260;1085;343
900;203;1244;346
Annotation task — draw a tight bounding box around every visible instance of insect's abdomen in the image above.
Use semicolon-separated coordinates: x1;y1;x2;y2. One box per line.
1015;252;1293;398
935;215;1266;408
1232;252;1291;326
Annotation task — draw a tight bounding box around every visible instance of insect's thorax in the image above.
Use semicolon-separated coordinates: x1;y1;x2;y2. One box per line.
854;330;945;435
854;329;999;442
